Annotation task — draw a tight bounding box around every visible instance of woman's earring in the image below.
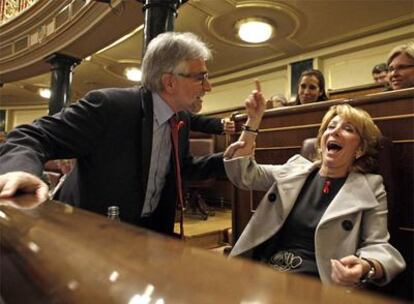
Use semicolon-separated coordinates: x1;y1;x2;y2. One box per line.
355;150;363;160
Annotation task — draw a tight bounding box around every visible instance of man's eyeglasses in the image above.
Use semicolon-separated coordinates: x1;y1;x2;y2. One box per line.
388;64;414;73
176;72;209;85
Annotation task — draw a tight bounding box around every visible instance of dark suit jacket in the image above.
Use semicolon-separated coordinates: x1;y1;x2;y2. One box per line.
0;86;225;235
189;113;223;134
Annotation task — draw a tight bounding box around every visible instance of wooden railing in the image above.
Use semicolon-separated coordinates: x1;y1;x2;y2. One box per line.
0;195;406;304
327;82;385;100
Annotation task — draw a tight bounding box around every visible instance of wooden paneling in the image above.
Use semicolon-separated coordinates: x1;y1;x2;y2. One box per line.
328;83;385;100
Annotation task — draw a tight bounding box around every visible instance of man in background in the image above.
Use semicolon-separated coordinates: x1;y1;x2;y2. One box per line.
372;63;389;86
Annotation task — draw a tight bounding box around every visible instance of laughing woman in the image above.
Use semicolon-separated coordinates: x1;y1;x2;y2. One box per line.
224;89;405;286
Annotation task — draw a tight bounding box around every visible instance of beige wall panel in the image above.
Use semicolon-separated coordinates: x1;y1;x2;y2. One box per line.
9;109;48;130
203;70;287;113
323;38;414;90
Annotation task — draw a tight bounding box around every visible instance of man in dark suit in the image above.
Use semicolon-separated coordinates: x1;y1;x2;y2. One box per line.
0;32;225;236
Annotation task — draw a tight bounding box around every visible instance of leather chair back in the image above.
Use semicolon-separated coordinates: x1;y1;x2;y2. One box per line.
188;138;215;187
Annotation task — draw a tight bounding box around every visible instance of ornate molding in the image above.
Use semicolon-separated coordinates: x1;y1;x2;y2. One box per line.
0;0;142;83
0;0;39;25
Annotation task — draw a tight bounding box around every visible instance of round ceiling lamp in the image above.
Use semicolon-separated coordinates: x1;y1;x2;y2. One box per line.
236;18;273;44
124;67;142;82
38;88;51;99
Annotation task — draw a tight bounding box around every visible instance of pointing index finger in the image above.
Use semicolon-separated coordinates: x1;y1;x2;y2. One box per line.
254;79;261;92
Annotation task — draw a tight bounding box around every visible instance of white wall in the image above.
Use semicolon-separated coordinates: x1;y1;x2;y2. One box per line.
6;108;48;130
323;38;414;89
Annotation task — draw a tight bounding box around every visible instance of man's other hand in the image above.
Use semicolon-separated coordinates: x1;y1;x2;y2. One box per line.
0;172;49;202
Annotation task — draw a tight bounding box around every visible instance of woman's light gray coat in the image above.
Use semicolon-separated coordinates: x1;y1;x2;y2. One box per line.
225;155;405;285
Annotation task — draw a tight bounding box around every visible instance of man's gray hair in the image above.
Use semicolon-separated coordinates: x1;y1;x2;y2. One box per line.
387;42;414;66
141;32;212;92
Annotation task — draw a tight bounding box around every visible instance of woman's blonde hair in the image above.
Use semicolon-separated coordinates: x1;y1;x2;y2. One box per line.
315;104;382;173
387;43;414;66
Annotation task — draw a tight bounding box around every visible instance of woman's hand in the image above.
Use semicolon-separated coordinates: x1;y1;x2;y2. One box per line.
245;80;267;129
330;256;370;286
224;141;258;159
245;97;266;128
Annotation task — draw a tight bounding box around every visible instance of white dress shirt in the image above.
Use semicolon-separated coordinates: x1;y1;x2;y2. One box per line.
141;92;174;217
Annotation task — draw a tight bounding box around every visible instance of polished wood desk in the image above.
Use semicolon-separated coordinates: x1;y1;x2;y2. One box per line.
0;196;407;304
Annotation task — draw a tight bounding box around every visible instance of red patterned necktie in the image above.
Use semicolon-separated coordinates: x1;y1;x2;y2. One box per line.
169;115;185;239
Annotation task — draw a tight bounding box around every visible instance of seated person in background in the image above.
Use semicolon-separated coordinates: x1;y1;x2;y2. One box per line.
266;94;288;109
0;132;5;143
372;63;389;86
223;85;405;286
294;69;328;105
387;43;414;90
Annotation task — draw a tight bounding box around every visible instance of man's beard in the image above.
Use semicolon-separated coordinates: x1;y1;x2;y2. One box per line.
189;99;202;113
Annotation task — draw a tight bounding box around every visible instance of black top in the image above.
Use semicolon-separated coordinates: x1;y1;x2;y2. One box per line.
255;169;347;277
189;113;223;135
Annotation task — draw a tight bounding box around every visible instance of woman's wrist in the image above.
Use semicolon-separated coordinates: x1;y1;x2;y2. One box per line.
359;258;382;283
245;118;261;130
361;258;372;275
241;124;259;134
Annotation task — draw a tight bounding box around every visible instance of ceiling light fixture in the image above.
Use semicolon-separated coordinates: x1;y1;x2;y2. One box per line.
236;18;273;44
39;88;51;99
124;67;142;82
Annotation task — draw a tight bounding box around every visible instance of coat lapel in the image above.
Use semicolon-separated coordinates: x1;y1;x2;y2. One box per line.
319;172;379;226
231;157;318;256
273;159;319;214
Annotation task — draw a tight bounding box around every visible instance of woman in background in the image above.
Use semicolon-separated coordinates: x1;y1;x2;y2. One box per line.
295;69;328;104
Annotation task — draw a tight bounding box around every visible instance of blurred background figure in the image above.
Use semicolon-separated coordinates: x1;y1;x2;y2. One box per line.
295;69;328;105
387;43;414;90
0;132;5;143
266;94;288;109
372;63;389;86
